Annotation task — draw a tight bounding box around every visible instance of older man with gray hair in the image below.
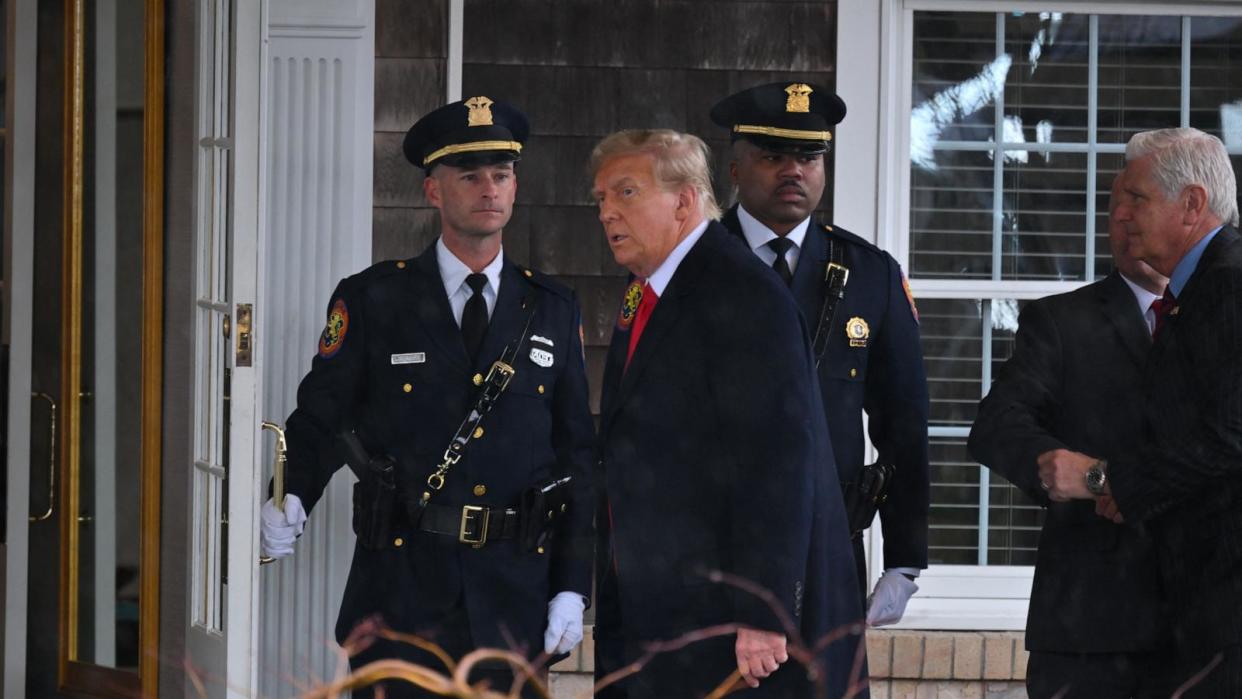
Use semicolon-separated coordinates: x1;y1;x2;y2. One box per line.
1037;127;1241;693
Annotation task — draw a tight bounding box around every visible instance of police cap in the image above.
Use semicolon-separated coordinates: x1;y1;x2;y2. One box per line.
403;96;529;171
709;82;846;155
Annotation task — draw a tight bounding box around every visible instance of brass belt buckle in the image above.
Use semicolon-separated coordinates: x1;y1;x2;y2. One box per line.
459;505;490;548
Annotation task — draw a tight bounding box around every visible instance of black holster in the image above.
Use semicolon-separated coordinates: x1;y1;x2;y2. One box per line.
518;476;572;553
842;461;895;538
352;455;398;550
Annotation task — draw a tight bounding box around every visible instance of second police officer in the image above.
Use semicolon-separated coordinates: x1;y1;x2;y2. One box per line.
711;82;932;626
259;96;596;698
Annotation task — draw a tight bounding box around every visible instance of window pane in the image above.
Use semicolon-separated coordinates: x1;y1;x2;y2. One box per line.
912;11;1000;146
911;149;995;279
1098;15;1184;143
920;298;985;426
1190;17;1242;145
1000;152;1089;280
1005;12;1091;144
1093;153;1127;278
929;436;980;565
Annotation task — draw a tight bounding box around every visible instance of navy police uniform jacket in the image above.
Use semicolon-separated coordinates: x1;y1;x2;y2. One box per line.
595;223;866;698
723;206;931;570
282;242;596;654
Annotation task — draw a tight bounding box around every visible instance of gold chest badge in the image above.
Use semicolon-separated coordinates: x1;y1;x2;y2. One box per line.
845;316;870;348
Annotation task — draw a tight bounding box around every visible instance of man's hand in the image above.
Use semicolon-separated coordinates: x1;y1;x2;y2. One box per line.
735;628;788;688
1036;449;1097;502
543;592;586;655
260;494;308;558
1095;495;1124;524
867;570;919;626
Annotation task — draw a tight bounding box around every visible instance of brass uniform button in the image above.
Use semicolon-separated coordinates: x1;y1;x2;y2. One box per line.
396;260;406;269
403;383;413;393
473;484;487;497
537;384;545;394
473;426;484;439
393;537;404;547
849;368;857;378
537;546;545;554
523;269;533;278
472;373;483;386
561;503;568;513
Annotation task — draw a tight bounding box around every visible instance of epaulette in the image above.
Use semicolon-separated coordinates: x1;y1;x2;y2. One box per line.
818;222;884;257
345;258;414;287
515;264;574;301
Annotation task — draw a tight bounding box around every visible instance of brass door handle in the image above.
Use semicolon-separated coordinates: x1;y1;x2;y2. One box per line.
259;420;288;566
30;392;57;522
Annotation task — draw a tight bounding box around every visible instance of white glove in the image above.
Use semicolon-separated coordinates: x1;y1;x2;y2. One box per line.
543;591;586;655
260;494;308;559
866;569;919;627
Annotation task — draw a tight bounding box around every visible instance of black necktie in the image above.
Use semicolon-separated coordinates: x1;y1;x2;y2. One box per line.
768;237;795;286
461;273;489;360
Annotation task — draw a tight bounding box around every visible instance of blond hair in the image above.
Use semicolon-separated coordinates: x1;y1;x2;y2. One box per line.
589;129;722;220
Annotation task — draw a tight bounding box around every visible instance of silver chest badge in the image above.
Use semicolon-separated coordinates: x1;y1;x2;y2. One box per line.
529;347;554;367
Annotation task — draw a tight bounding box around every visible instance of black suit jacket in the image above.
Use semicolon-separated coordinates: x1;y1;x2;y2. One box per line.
1110;226;1242;658
283;243;596;653
595;222;865;697
722;207;930;569
968;271;1161;653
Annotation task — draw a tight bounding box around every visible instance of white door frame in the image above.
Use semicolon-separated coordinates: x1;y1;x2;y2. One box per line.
3;0;40;694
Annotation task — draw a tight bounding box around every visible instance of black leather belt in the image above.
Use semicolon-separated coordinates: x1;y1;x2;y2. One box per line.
417;503;520;548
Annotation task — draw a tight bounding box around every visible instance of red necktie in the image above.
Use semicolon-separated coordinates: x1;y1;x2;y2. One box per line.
1151;288;1176;338
624;282;657;370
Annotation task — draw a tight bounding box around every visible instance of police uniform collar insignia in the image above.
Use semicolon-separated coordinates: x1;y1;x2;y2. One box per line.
617;280;643;331
785;83;813;113
318;298;349;358
846;316;870;348
464;96;495;126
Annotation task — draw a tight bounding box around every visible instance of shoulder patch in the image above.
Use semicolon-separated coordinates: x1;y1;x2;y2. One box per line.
901;273;919;323
318;298;350;358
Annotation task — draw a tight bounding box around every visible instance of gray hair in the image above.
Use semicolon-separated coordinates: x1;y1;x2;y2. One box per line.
589;129;722;221
1125;127;1239;227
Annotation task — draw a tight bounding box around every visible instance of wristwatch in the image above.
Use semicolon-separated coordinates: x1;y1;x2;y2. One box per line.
1085;459;1109;496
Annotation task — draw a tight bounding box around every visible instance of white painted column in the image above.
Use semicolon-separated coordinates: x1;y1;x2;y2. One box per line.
260;2;373;695
3;0;38;693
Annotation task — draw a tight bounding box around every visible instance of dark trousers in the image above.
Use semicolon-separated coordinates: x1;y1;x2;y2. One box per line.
1027;650;1167;699
1166;645;1242;697
348;602;543;699
852;535;868;612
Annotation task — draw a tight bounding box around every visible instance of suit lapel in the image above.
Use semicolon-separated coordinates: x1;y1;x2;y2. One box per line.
1097;272;1152;366
600;227;715;432
411;245;472;372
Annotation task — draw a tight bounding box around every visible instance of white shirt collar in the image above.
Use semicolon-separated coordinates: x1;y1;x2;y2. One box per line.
736;204;811;268
645;219;710;296
436;237;504;322
1120;272;1163;334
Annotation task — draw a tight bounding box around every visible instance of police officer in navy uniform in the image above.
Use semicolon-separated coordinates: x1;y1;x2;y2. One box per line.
711;82;931;626
259;97;596;698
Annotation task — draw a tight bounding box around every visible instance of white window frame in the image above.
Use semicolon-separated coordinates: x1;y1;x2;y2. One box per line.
839;0;1242;630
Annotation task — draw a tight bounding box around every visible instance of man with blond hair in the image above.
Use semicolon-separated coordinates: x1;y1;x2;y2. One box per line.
589;129;864;698
1037;127;1242;693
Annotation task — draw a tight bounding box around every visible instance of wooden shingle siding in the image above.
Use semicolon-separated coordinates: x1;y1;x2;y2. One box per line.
374;0;840;408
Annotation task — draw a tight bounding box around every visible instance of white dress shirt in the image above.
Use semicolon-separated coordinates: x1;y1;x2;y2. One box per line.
1120;273;1163;336
645;219;710;296
736;204;812;274
436;237;503;327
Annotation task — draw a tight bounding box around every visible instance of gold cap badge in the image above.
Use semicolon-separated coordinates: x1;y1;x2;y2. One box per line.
465;96;494;126
846;316;870;348
785;83;813;113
